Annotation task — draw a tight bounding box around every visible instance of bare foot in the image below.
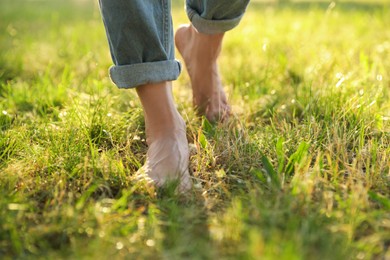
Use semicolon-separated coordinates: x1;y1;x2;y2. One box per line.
136;82;192;193
175;24;231;122
139;124;191;193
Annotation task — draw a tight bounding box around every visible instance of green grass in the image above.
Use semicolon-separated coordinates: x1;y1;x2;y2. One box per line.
1;0;389;259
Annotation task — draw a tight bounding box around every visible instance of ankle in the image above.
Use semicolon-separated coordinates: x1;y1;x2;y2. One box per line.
191;26;224;49
146;117;186;145
136;81;187;142
177;25;223;63
147;112;185;134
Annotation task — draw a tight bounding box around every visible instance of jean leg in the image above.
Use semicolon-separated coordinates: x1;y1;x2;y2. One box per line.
99;0;181;89
186;0;250;34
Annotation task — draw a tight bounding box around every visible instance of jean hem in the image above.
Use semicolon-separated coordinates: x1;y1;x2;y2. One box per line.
109;60;181;89
187;8;244;34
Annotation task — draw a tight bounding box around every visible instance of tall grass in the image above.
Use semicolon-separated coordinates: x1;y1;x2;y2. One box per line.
0;0;389;259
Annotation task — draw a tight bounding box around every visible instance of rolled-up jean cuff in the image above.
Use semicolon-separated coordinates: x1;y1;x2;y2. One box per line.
109;60;182;89
187;8;244;34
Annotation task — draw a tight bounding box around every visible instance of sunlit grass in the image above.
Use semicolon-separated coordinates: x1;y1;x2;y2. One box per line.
0;0;389;259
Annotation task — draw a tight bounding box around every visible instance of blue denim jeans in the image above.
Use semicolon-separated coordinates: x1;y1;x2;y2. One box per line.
99;0;250;89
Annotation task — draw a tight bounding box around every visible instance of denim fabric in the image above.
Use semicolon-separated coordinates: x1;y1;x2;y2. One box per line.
186;0;250;34
99;0;250;89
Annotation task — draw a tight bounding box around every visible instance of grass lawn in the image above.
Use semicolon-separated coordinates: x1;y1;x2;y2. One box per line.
0;0;389;259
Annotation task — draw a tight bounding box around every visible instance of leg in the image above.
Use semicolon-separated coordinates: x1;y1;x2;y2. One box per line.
99;0;191;191
99;0;180;88
137;82;191;192
175;0;250;122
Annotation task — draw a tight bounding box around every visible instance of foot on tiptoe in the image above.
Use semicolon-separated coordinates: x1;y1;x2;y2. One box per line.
175;24;231;122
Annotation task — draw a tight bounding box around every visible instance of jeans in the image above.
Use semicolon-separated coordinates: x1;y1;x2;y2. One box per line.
99;0;250;89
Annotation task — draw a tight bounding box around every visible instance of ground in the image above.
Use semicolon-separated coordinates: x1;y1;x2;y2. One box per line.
0;0;389;259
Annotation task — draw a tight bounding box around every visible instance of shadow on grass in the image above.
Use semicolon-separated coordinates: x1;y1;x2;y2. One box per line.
153;185;354;259
156;191;213;259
